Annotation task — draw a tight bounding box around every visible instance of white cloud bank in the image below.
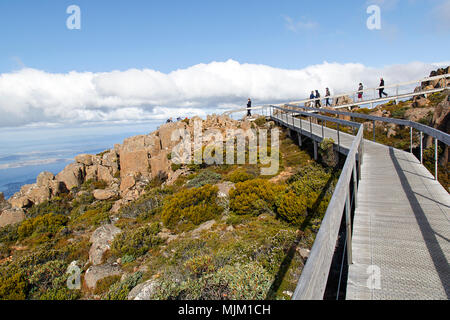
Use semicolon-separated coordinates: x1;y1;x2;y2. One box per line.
0;59;448;128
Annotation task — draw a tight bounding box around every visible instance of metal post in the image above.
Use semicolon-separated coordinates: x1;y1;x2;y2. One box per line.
322;120;324;138
353;163;358;209
373;120;376;142
313;141;318;160
309;116;312;138
337;124;341;153
420;131;423;164
345;191;352;264
410;127;413;153
435;138;438;181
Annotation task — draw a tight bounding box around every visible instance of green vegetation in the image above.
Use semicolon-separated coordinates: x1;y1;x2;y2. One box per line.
186;170;221;188
111;223;162;259
161;184;222;229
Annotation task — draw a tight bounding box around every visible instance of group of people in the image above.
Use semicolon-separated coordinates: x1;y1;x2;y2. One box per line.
166;116;188;123
309;77;389;107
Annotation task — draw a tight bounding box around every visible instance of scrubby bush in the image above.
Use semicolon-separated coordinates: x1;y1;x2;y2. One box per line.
319;138;338;167
161;185;222;228
111;223;162;259
104;272;143;300
254;116;267;127
28;195;72;218
94;275;121;295
229;179;280;216
0;273;29;300
71;201;112;228
186;171;221;188
18;213;68;240
177;262;272;300
184;255;215;278
276;191;308;225
226;168;255;183
120;189;164;219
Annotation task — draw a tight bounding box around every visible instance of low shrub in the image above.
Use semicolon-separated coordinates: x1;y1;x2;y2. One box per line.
276;191;308;225
0;272;29;300
18;213;68;240
161;185;222;228
104;272;143;300
229;179;280;216
94;275;121;295
111;223;162;258
186;171;221;188
226;168;255;183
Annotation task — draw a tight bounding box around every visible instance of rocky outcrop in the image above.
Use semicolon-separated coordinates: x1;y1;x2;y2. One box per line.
127;279;158;300
0;208;25;228
84;263;122;290
89;224;122;266
56;163;85;190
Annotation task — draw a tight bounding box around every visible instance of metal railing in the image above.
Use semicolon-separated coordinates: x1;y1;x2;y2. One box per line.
283;103;450;181
223;73;449;116
270;105;363;299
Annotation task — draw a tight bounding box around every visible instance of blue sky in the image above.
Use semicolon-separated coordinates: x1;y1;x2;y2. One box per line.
0;0;449;128
1;0;448;74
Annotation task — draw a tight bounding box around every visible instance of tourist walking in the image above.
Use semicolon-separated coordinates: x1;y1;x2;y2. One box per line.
247;98;252;117
315;90;321;108
358;83;364;101
325;88;331;107
379;78;388;98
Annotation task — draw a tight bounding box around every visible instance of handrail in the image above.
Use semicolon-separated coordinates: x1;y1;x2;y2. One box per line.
269;105;364;299
223;73;449;115
284;104;450;146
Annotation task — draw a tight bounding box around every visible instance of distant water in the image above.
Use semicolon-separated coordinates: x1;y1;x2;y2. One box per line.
0;121;161;199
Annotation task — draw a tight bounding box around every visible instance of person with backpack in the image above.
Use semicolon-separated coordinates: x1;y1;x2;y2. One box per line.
247;98;252;117
315;90;321;108
358;83;364;101
379;78;388;98
325;88;331;107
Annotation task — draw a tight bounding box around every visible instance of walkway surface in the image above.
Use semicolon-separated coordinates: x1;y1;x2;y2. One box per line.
272;113;450;300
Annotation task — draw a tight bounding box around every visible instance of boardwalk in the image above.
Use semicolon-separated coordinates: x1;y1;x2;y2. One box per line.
271;113;450;300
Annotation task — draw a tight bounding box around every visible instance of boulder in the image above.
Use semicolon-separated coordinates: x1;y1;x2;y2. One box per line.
0;193;8;211
120;175;136;193
92;189;117;201
9;195;32;209
89;224;122;265
97;165;114;184
84;264;122;290
119;150;149;178
85;165;98;181
127;279;158;300
158;122;185;150
0;208;25;228
56;163;85;190
150;150;171;178
191;220;216;237
36;172;55;187
75;154;93;166
27;185;51;205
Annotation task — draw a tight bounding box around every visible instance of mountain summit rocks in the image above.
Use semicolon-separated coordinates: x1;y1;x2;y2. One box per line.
0;114;252;228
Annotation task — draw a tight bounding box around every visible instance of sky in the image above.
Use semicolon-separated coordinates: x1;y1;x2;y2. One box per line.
0;0;449;128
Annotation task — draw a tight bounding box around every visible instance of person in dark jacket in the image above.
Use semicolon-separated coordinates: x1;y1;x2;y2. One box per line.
358;83;364;101
325;88;331;106
379;78;388;98
315;90;321;108
247;98;252;116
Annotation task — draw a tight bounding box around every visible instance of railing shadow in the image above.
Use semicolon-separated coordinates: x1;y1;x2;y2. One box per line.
265;140;342;299
389;147;450;299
